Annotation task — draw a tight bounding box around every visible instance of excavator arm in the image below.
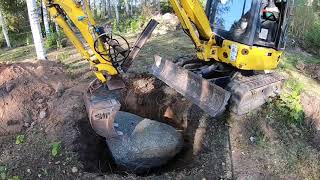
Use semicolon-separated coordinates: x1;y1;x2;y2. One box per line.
44;0;159;137
168;0;218;61
44;0;158;84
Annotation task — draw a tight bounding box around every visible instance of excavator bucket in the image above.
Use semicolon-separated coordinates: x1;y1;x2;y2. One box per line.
151;55;231;117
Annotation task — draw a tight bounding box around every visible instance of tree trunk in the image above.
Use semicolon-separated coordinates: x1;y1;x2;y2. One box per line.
55;22;60;34
26;0;46;60
93;0;97;17
101;0;106;18
113;0;120;23
42;0;51;37
129;0;133;16
0;9;11;48
124;0;130;16
307;0;314;6
107;0;113;18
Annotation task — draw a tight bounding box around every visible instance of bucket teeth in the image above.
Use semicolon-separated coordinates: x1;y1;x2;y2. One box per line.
151;55;231;117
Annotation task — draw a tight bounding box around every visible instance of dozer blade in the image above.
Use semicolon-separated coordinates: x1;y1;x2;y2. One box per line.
151;55;231;117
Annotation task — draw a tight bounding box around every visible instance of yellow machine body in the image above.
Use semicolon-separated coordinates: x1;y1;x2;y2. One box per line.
45;0;118;83
169;0;283;70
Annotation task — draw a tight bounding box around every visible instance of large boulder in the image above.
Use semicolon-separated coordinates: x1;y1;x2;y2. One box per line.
106;111;183;172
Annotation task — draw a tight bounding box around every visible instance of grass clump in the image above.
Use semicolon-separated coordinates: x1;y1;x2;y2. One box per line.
275;80;304;124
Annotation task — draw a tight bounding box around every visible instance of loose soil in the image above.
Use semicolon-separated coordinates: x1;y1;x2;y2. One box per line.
0;61;232;179
1;30;320;179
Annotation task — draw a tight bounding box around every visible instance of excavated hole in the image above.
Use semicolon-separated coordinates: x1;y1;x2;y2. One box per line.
76;75;207;176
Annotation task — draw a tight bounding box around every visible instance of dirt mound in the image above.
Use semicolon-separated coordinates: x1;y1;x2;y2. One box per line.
0;64;231;179
296;63;320;81
0;61;73;136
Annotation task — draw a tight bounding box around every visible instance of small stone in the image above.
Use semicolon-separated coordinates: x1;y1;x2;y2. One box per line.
30;122;36;129
38;174;42;178
249;136;256;143
5;82;14;93
71;167;78;173
27;169;31;174
55;82;64;97
37;99;44;104
55;161;60;165
24;122;30;128
39;110;47;119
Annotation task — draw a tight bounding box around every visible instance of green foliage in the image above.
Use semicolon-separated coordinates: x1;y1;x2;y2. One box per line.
275;80;304;124
160;1;173;14
0;0;28;32
8;176;20;180
51;142;61;157
305;22;320;50
15;135;25;145
0;166;7;180
113;15;148;33
290;5;316;39
45;32;65;50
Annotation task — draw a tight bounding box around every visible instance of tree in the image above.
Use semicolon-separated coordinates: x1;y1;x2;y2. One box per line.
101;0;106;18
112;0;119;23
0;8;11;48
124;0;130;16
107;0;112;18
42;0;50;37
26;0;46;60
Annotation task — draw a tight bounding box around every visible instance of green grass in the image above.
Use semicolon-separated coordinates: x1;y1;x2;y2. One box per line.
0;45;35;63
280;51;320;70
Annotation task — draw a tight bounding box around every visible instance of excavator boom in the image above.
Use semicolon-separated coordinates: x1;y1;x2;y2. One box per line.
44;0;159;137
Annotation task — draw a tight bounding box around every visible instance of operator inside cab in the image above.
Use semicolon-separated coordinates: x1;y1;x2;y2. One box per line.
205;0;289;50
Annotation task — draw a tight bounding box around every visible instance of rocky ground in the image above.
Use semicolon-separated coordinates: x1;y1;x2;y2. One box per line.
1;16;320;179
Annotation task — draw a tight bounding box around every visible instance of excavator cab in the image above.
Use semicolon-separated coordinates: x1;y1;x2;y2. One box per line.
205;0;291;50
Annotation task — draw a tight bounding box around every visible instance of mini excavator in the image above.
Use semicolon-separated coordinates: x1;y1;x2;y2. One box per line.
44;0;292;170
152;0;292;116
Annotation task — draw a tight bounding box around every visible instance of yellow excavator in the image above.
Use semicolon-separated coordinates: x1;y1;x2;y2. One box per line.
152;0;292;117
45;0;291;126
43;0;292;171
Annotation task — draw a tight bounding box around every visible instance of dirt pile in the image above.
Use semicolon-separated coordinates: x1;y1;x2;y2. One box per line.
0;61;75;136
296;62;320;81
153;13;180;35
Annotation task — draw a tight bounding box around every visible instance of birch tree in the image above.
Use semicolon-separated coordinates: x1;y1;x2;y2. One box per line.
129;0;133;16
101;0;106;18
0;8;11;48
42;0;50;37
124;0;130;16
112;0;120;23
26;0;46;60
107;0;112;18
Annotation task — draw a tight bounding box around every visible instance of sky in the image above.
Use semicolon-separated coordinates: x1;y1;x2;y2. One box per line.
215;0;253;30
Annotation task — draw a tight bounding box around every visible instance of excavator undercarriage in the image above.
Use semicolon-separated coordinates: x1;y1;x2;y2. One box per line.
152;55;284;116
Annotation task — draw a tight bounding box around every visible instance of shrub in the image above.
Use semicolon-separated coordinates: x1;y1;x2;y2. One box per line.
275;80;304;124
45;32;65;50
113;15;148;33
160;1;173;14
304;22;320;50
